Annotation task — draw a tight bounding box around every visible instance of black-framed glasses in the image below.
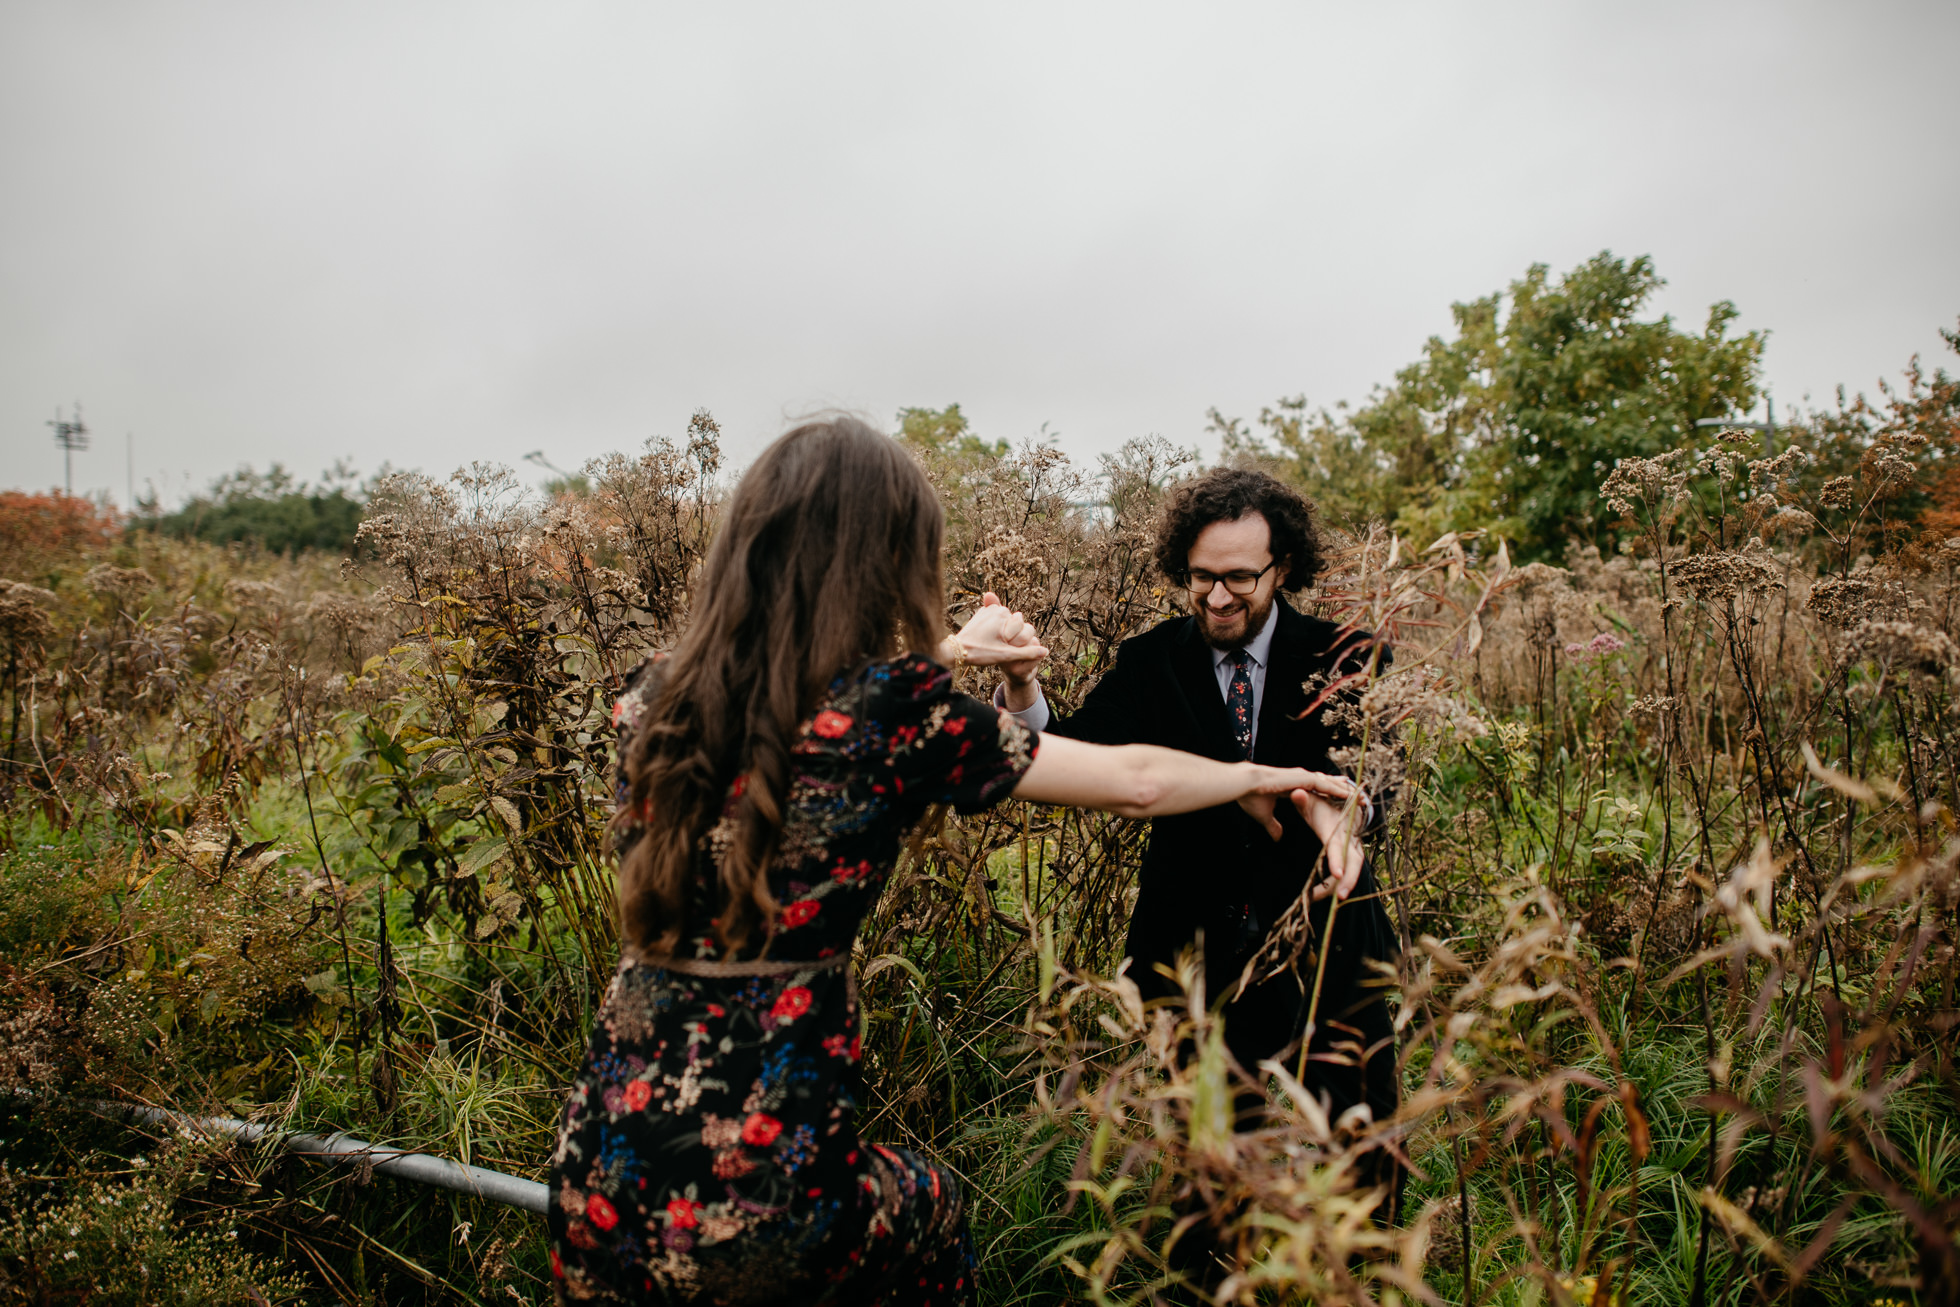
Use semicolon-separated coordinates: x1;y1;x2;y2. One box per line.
1183;560;1277;597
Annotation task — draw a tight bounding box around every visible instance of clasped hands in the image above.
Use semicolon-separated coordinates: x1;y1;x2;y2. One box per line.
946;594;1367;900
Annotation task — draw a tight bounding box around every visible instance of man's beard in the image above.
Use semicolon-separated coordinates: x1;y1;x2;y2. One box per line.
1190;588;1276;651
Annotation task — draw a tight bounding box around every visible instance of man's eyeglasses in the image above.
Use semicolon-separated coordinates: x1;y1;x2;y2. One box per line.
1183;561;1277;597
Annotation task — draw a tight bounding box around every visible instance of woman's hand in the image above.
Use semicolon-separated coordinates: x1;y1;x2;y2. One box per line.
946;598;1049;670
1294;789;1366;900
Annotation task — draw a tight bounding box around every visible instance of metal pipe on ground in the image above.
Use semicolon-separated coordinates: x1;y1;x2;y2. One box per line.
91;1101;549;1216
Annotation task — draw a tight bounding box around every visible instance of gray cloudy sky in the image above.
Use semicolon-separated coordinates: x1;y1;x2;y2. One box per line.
3;1;1956;505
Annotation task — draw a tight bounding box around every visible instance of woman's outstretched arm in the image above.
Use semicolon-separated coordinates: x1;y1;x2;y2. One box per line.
1010;734;1369;896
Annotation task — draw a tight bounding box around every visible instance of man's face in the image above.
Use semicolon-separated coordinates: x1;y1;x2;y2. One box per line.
1184;512;1288;650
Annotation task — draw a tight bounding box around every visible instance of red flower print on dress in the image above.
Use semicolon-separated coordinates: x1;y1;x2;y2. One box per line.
623;1080;652;1111
666;1197;700;1229
729;773;747;797
742;1113;783;1146
586;1192;619;1230
943;715;966;735
812;710;853;738
780;900;819;928
550;1249;564;1279
823;1033;850;1058
831;859;872;883
772;986;813;1021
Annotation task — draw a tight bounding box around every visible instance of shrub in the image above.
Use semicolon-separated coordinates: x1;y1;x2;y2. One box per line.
0;1138;308;1306
141;464;366;556
0;492;121;585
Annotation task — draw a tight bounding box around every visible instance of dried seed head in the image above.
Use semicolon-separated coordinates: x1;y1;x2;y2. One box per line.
1842;619;1959;681
84;565;156;605
1806;574;1920;627
1599;450;1691;516
968;531;1051;608
1747;446;1806;485
1628;694;1678;718
1704;446;1746;484
1870;450;1917;489
0;581;57;656
1671;542;1785;602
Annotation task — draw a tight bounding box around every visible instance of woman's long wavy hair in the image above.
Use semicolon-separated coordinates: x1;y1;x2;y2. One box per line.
614;417;948;959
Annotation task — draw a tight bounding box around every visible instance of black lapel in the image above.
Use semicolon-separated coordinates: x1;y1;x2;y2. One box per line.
1170;617;1241;762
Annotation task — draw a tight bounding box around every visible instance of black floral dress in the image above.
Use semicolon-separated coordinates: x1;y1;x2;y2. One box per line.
549;654;1038;1305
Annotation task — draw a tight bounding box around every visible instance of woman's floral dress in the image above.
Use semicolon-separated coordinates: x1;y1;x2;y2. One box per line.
549;654;1038;1305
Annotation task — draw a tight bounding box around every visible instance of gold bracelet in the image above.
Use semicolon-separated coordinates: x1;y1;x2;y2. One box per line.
945;636;968;670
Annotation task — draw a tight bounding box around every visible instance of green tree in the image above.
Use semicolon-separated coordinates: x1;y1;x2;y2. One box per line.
142;461;369;555
1209;398;1388;530
1464;254;1763;554
1227;253;1765;556
895;404;1007;461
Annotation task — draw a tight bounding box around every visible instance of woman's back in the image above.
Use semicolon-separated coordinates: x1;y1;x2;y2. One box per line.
548;653;1034;1304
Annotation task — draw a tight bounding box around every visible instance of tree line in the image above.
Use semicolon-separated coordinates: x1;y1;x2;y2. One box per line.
84;250;1960;564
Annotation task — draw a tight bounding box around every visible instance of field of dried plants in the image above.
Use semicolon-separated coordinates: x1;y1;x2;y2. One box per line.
3;404;1959;1306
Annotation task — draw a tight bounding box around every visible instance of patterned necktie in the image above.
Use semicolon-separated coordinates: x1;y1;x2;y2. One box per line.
1224;649;1255;759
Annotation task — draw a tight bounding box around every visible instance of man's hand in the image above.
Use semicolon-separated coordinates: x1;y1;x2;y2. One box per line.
978;590;1047;708
1234;771;1358;844
1233;774;1367;898
1293;788;1366;900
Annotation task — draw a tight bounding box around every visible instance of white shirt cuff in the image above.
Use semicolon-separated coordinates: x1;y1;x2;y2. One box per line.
993;681;1052;733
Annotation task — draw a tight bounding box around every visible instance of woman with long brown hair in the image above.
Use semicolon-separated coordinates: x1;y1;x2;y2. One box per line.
548;416;1357;1304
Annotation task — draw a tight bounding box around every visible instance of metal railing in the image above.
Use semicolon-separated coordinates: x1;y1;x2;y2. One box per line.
91;1100;549;1215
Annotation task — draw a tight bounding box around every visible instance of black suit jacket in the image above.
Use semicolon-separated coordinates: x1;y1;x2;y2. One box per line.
1048;597;1399;1083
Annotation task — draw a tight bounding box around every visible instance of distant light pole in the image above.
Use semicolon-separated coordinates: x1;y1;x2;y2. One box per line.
1696;393;1776;454
48;404;89;496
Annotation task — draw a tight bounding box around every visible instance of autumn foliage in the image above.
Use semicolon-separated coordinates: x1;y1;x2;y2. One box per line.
0;492;120;581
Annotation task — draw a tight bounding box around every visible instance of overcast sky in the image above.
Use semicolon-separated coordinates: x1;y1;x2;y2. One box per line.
3;1;1955;506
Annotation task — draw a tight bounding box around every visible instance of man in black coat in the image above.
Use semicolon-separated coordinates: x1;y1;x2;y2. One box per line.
992;468;1400;1156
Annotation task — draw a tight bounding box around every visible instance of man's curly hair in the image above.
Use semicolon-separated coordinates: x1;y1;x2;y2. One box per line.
1154;468;1323;593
